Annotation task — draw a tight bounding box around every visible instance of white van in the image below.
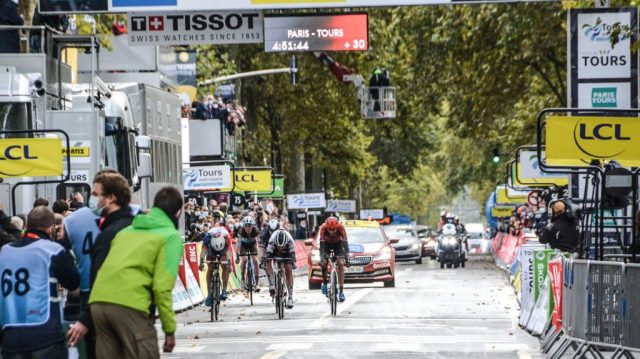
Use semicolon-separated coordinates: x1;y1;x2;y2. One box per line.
465;223;489;254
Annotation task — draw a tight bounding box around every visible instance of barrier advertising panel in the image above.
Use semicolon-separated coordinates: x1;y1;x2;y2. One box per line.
533;249;555;301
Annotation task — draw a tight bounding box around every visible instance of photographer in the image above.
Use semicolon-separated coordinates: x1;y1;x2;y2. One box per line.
538;200;580;253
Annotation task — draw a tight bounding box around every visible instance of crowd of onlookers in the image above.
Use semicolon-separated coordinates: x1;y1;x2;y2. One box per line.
184;198;311;243
181;94;247;136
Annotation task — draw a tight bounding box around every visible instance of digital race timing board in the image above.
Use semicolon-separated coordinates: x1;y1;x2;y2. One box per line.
264;14;368;52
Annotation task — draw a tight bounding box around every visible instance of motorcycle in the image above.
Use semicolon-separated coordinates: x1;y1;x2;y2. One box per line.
436;224;467;269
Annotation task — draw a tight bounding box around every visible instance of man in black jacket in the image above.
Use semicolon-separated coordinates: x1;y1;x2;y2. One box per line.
67;172;134;358
0;0;23;54
0;201;22;247
539;200;580;253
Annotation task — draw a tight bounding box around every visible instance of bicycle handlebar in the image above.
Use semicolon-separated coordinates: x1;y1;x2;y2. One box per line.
206;260;229;264
273;257;295;262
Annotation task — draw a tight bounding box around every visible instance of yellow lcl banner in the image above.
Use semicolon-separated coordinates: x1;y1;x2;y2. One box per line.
0;139;63;178
546;115;640;167
492;206;515;218
496;187;527;205
223;169;273;192
512;163;568;187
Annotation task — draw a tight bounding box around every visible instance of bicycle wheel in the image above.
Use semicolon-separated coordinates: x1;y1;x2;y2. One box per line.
212;275;220;322
277;270;285;319
330;269;338;316
247;260;254;306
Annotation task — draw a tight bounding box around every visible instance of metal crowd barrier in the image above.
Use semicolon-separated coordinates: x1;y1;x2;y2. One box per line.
546;259;639;359
623;265;640;352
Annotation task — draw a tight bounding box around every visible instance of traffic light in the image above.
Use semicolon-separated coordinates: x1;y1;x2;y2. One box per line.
492;147;500;163
290;55;298;85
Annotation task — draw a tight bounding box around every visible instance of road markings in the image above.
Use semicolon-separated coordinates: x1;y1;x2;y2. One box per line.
258;351;284;359
375;343;425;352
484;343;532;351
307;287;373;329
170;345;205;353
266;343;313;351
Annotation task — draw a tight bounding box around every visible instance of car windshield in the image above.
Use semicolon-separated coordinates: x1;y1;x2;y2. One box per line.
345;227;385;244
468;232;484;239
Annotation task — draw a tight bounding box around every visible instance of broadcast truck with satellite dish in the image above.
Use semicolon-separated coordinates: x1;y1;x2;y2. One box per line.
0;28;182;215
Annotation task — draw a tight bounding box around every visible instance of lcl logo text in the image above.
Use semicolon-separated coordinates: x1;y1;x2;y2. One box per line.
0;146;38;160
577;123;630;141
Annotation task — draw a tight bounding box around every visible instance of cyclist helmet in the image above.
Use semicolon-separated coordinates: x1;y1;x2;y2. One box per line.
274;230;289;248
325;216;339;230
242;216;255;227
440;210;447;218
454;215;459;222
210;235;226;252
268;218;280;231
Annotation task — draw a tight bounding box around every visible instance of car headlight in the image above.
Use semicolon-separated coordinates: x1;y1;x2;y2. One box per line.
374;247;391;261
311;249;320;263
411;243;420;250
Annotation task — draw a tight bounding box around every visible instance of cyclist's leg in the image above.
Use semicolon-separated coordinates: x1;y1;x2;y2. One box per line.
239;254;247;286
221;259;230;293
206;261;213;297
336;242;346;292
284;263;294;298
319;240;328;284
265;258;274;292
251;254;260;285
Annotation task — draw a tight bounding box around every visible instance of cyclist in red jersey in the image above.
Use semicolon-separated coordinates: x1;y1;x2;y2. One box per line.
318;217;350;302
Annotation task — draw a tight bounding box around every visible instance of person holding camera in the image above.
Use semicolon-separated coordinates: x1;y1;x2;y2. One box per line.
538;200;580;253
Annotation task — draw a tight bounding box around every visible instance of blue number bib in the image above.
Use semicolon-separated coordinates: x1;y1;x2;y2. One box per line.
64;207;99;292
0;240;63;329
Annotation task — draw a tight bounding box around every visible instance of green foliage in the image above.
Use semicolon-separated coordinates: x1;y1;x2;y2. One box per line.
195;3;588;220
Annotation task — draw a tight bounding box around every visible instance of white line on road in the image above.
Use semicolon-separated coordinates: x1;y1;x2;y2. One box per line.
170;345;205;353
375;343;426;352
258;351;284;359
307;287;374;329
266;343;313;351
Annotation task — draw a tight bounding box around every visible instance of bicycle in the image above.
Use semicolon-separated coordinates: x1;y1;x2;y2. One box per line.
272;257;294;319
240;250;258;306
206;256;227;322
325;250;345;316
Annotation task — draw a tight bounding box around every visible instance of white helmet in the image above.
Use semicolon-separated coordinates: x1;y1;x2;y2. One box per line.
210;235;226;252
268;219;280;231
274;230;290;248
242;216;255;227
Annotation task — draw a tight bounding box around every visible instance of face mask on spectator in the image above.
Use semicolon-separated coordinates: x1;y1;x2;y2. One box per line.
88;196;104;216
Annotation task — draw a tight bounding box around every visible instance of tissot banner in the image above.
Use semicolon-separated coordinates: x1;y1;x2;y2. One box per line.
127;11;263;46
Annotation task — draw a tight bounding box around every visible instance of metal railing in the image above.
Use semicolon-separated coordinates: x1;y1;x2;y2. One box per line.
359;86;396;119
547;259;639;358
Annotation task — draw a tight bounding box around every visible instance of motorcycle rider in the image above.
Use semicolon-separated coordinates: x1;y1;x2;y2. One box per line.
454;216;469;252
436;211;448;232
318;217;350;302
264;229;297;308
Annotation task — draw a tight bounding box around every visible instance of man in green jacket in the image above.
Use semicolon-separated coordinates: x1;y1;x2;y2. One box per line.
89;187;184;358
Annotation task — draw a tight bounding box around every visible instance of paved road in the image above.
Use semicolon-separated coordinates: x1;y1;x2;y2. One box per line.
162;256;543;358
